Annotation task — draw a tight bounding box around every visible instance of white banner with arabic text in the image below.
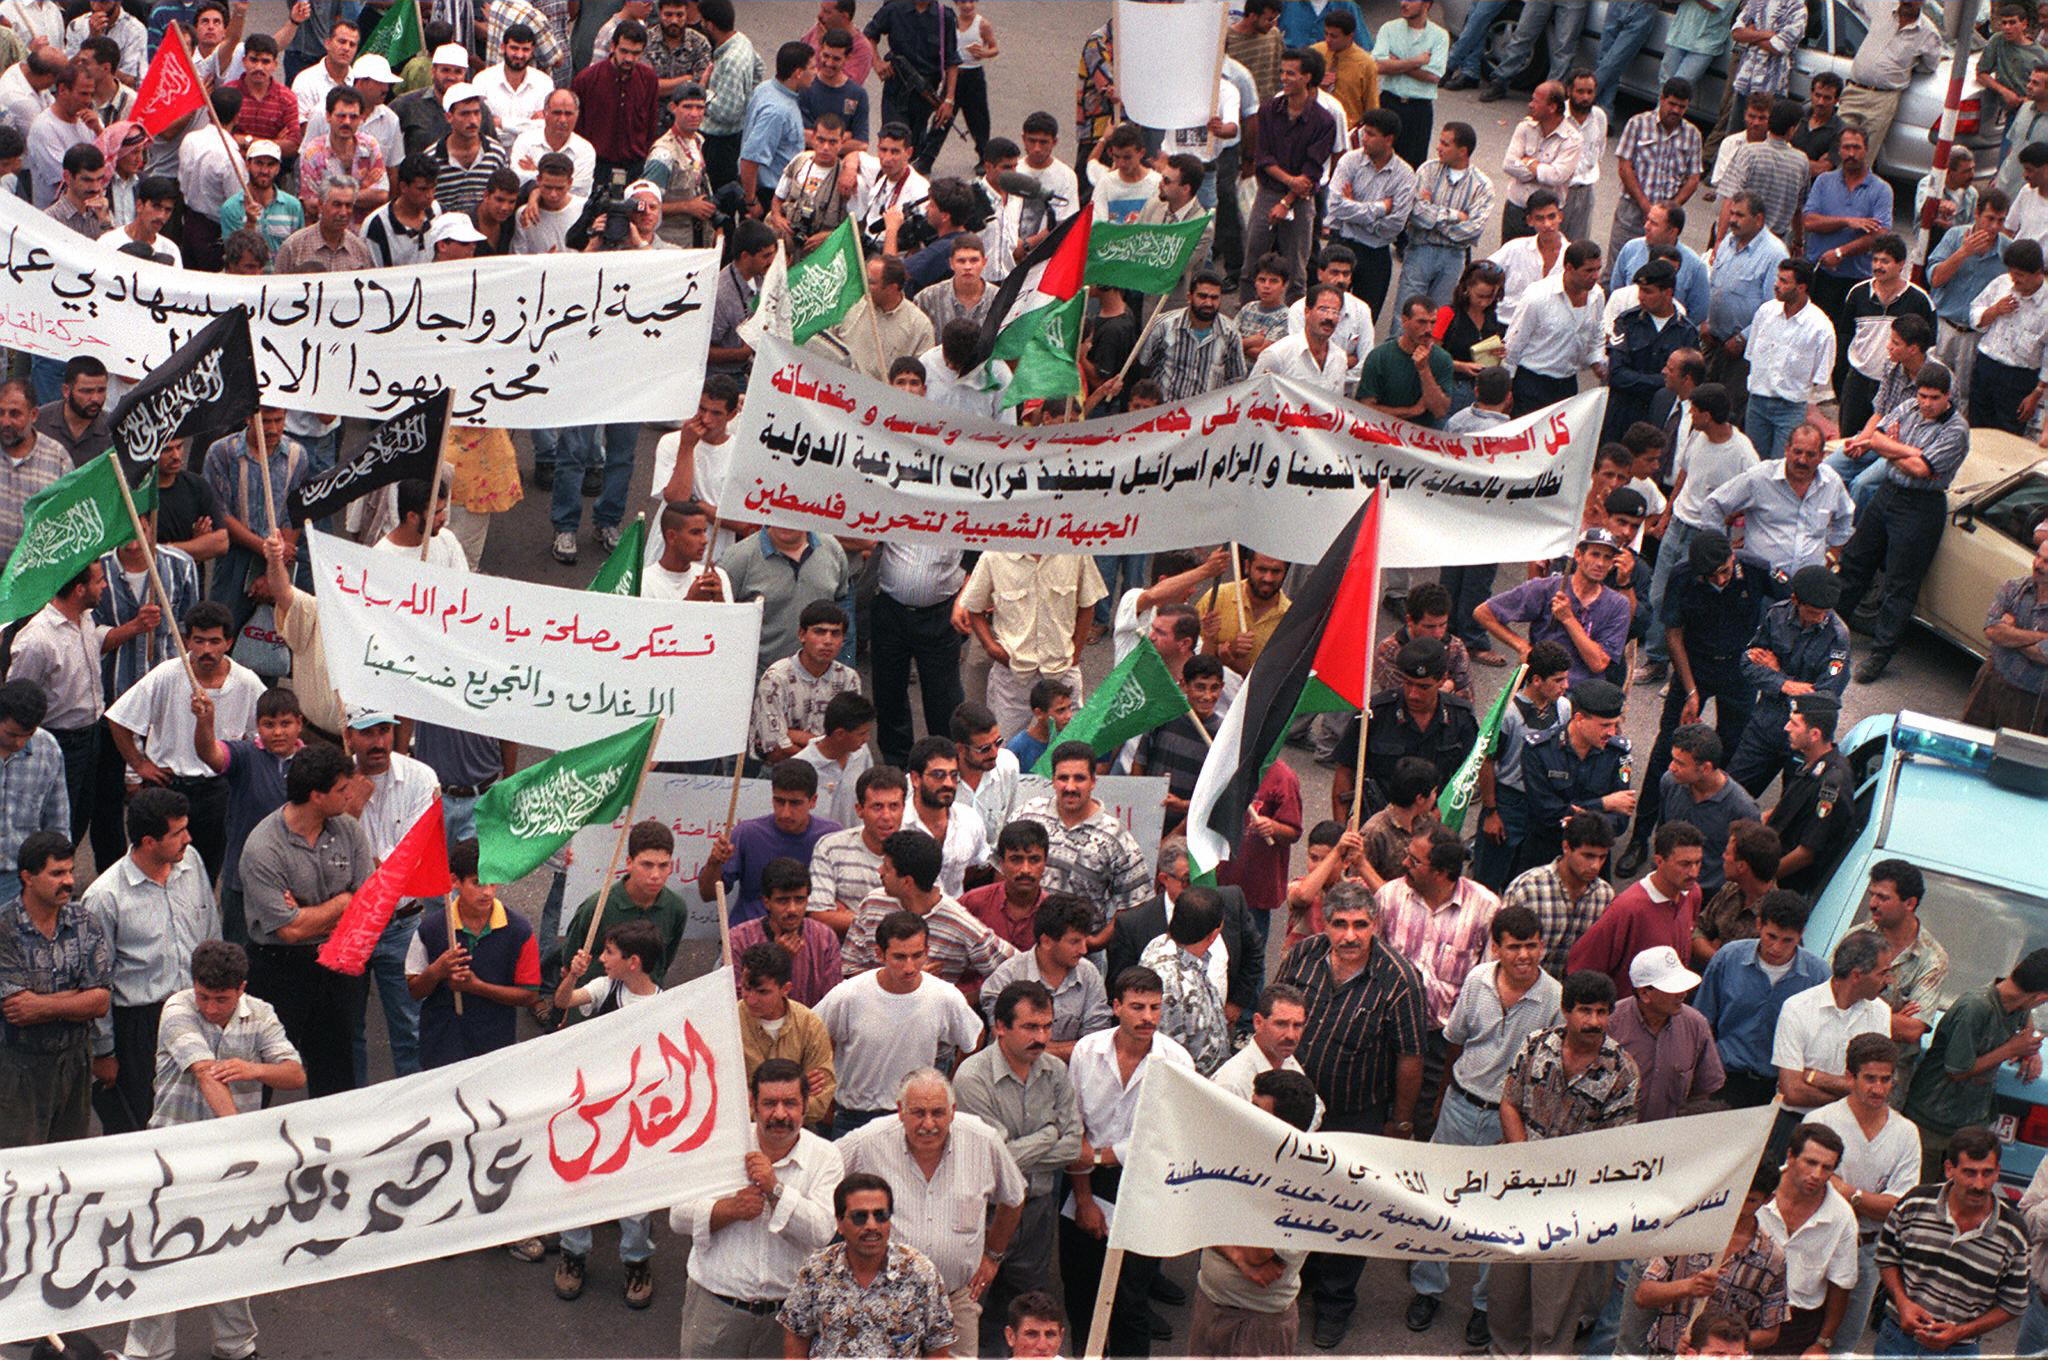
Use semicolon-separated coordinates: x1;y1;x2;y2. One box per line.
0;193;714;425
1112;1062;1773;1262
310;530;760;762
0;969;748;1336
731;335;1603;565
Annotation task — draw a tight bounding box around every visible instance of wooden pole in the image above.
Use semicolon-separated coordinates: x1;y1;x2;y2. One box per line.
246;410;277;538
1228;540;1250;633
109;455;199;690
1084;293;1169;414
847;226;887;381
711;741;746;971
419;438;451;562
200;91;251;200
444;891;463;1016
1083;1246;1125;1360
574;716;668;959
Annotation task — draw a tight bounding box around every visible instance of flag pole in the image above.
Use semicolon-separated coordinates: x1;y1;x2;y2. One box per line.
246;408;277;539
109;453;200;690
1350;489;1382;828
575;715;669;960
444;891;464;1016
420;425;451;563
709;600;761;972
1084;293;1168;414
1227;540;1250;634
1083;1247;1124;1360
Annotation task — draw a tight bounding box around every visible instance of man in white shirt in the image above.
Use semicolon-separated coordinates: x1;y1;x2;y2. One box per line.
1504;238;1605;415
814;911;985;1132
641;498;731;603
509;88;596;196
27;60;98;209
1743;256;1838;460
475;21;551;145
1495;80;1582;240
1254;281;1350;392
1808;1033;1922;1357
649;376;745;561
290;15;358;123
371;476;467;570
1487;188;1567;327
1212;982;1324;1125
1773;931;1894;1126
1016;109;1080;248
340;706;440;1083
849;126;930;257
1642;382;1759;676
1758;1121;1863;1353
1966;236;2048;432
671;1058;843;1359
1063;965;1196;1356
1284;246;1375;368
1561;70;1606;245
904;736;991;899
511;151;584;254
0;44;55;136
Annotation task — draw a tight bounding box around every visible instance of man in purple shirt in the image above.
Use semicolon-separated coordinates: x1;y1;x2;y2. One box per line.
1475;526;1635;685
696;760;841;926
1604;944;1724;1121
1239;47;1338;304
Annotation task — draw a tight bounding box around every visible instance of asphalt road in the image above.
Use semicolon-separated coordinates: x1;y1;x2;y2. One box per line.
17;3;1990;1357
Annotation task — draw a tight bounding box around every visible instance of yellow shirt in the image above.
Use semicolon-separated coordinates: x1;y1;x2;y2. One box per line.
959;552;1109;674
1209;580;1292;672
1313;40;1379;125
739;999;837;1126
446;427;522;514
275;589;344;737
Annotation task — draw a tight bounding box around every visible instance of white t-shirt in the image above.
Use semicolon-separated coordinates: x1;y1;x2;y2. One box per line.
813;969;986;1111
579;976;660;1015
105;657;264;778
798;741;872;830
1161;80;1241;164
641;560;732;602
1090;168;1162;225
96;225;182;267
374;530;468;573
1017;156;1080;223
1671;427;1760;529
1286;290;1375;367
648;430;738;561
1806;1098;1921;1199
512;194;588;256
1211;1042;1325;1128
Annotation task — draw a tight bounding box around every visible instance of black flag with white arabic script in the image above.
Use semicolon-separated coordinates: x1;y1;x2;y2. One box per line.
108;305;259;486
287;390;450;526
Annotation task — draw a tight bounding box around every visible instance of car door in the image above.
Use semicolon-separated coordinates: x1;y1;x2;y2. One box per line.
1917;462;2048;656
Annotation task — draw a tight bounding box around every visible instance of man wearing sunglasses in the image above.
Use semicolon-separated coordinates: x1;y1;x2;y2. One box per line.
779;1171;959;1357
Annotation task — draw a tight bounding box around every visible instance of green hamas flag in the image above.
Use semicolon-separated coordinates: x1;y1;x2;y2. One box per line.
0;453;143;625
788;219;867;343
1032;637;1190;775
993;291;1085;409
1083;215;1211;293
361;0;423;67
473;718;658;884
1438;663;1527;834
587;518;646;596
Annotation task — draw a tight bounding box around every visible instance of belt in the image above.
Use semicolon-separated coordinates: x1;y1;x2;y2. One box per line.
392;900;425;920
1847;80;1902;92
711;1291;783;1316
1453;1081;1501;1112
440;776;499;799
252;942;319;956
167;773;224;787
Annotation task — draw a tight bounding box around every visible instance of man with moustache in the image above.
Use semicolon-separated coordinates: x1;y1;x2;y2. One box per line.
780;1172;956;1358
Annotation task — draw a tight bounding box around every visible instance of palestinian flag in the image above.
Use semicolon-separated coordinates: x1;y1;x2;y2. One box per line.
1186;487;1383;874
980;203;1094;369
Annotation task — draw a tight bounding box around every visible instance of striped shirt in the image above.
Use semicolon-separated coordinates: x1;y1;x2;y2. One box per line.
841;891;1015;983
807;827;885;917
431;137;512;219
1276;935;1428;1120
1133;309;1251;402
1874;398;1969;492
93;547;199;703
837;1116;1027;1292
1729;0;1808;95
1876;1184;2031;1324
1375;876;1500;1028
1615;112;1702;206
1407;161;1492;251
150;987;298;1126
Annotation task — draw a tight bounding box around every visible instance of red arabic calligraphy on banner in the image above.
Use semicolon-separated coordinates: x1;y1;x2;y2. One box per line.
547;1022;723;1182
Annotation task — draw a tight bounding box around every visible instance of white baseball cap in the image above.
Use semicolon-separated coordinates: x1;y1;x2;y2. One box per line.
345;705;399;731
623;179;663;204
1628;945;1702;995
441;81;483;112
245;139;282;162
350;53;398;85
432;43;472;69
427;213;488;247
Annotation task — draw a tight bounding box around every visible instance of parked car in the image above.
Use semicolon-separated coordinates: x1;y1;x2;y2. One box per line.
1806;709;2048;1196
1916;428;2048;661
1436;0;2001;185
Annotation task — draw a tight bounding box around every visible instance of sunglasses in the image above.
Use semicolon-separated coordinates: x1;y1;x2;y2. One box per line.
845;1207;892;1225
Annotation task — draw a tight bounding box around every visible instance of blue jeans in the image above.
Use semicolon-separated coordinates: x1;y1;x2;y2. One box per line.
1744;393;1806;462
1093;553;1148;628
1834;1237;1882;1357
833;1106;891;1138
1827;450;1890;513
2016;1289;2048;1356
1447;0;1513;78
1658;44;1717;90
1399;243;1468;310
1594;1;1661;110
1875;1317;1980;1358
1578;1260;1634;1357
1498;1;1589;85
29;355;64;405
441;793;479;845
561;1213;652;1263
532;425;575;471
549;423;638;533
1409;1088;1499;1306
353;912;421;1084
1642;517;1698;665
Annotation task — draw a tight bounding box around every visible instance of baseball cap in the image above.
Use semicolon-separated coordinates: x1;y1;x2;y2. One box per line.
1577;525;1622;552
346;706;398;730
1790;564;1843;610
245;139;283;162
350;54;398;85
427;213;488;247
432;43;472;69
1629;945;1702;994
442;81;483;112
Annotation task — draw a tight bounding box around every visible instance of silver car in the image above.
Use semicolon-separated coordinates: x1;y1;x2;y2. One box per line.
1436;0;2000;184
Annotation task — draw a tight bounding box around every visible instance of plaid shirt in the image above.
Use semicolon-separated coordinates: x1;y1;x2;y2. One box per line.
1015;795;1150;934
1376;876;1501;1028
228;76;300;143
0;731;68;900
1721;138;1809;243
1276;934;1428;1119
1644;1236;1789;1352
1877;398;1969;491
482;0;568;72
0;900;108;1052
93;546;200;704
704;33;764;137
0;434;69;559
1503;1027;1640;1138
1730;0;1808;95
1502;861;1615;981
149;987;298;1126
1135;309;1250;402
1616;111;1702;206
1408;160;1493;250
1141;933;1231;1075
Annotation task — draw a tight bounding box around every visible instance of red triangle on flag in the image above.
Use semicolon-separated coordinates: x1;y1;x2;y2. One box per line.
1304;484;1383;711
131;23;206;140
1036;203;1093;301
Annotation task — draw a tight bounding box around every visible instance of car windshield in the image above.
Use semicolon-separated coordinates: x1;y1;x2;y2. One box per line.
1845;867;2048;1019
1975;469;2048;550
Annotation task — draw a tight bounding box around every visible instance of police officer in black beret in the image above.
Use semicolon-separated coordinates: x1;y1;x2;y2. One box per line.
1766;693;1857;896
1727;564;1852;798
1331;636;1479;822
1517;677;1636;873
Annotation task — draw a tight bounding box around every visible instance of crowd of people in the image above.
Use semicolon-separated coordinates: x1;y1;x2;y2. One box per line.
8;2;2048;1359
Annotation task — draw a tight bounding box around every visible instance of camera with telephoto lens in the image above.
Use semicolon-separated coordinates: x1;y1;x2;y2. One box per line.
593;166;634;247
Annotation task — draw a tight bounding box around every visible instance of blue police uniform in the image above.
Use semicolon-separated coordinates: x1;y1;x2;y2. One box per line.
1516;727;1634;873
1726;600;1852;796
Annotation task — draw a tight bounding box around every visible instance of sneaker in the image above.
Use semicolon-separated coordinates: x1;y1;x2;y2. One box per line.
597;524;622;554
1632;659;1669;687
1854;653;1891;684
506;1237;547;1263
1466;1309;1492;1349
1312;1313;1348;1349
1406;1294;1440;1331
1478;79;1510;102
554;1250;586;1300
623;1259;654;1309
552;532;579;564
1147;1310;1172;1341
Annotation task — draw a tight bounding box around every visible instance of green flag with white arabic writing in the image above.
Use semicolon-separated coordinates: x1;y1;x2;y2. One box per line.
1437;663;1527;834
1083;215;1211;294
1032;637;1190;775
993;291;1085;410
473;718;658;884
0;452;143;626
361;0;423;68
787;219;867;344
587;517;645;597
